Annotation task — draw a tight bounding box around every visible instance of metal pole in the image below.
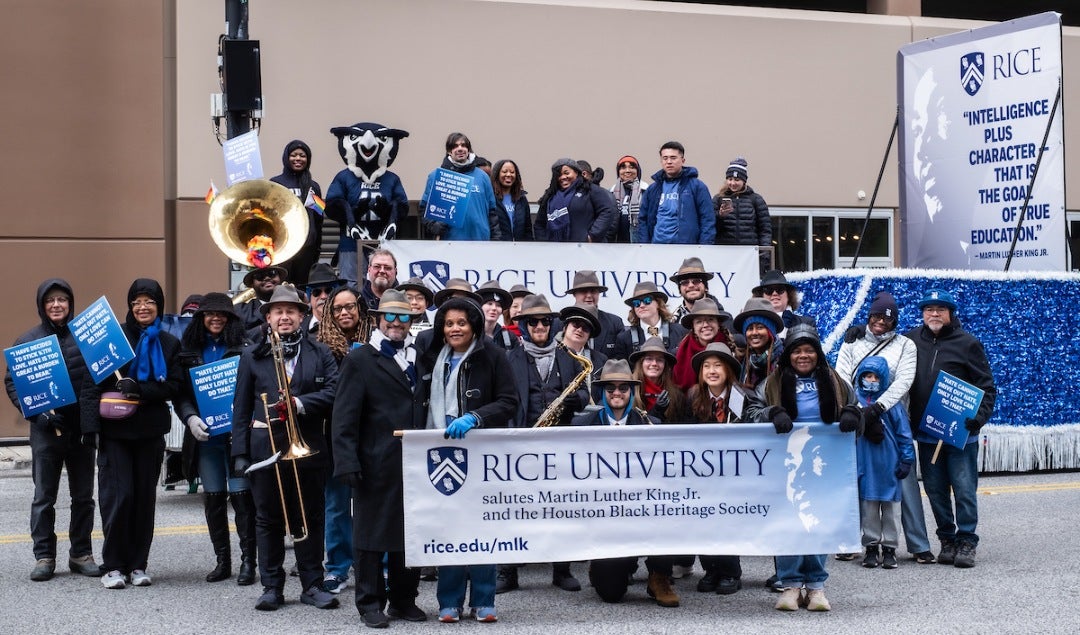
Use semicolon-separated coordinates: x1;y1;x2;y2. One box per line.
850;110;899;268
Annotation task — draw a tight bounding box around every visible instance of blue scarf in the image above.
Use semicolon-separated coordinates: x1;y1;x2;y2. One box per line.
546;180;579;242
380;338;416;386
132;319;167;382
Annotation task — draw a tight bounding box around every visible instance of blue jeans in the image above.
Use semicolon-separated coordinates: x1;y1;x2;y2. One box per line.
323;478;353;580
899;448;931;554
776;555;828;590
918;440;979;545
197;438;248;494
437;565;496;609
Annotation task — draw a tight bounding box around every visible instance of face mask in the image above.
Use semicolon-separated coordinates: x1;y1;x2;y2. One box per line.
859;377;880;393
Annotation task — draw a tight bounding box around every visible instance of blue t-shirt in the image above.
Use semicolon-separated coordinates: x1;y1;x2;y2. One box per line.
794;376;823;423
502;193;515;233
654;180;680;242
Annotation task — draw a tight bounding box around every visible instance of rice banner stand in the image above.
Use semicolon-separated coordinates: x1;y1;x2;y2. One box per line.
788;268;1080;472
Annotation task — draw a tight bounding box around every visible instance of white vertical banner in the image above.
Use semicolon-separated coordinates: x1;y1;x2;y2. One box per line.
898;11;1065;271
384;240;759;318
401;425;860;567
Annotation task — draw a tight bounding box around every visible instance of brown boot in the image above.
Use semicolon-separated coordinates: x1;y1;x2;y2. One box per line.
646;572;680;607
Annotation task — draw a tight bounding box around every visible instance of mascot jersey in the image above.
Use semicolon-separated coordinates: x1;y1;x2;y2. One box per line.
325;169;407;236
421;164;496;241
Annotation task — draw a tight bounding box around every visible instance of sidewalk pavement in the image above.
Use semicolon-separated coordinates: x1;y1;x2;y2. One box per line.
0;444;31;470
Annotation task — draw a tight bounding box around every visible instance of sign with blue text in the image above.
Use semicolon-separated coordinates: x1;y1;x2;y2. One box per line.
898;12;1064;270
420;168;472;228
69;297;135;383
4;335;77;418
919;371;985;449
402;424;859;566
223;130;264;186
189;357;240;436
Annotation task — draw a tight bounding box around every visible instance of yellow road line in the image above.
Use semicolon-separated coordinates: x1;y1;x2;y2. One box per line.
0;524;223;546
978;481;1080;495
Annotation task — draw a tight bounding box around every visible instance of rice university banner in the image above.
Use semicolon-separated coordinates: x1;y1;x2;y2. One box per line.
384;240;759;319
898;12;1065;271
402;425;859;567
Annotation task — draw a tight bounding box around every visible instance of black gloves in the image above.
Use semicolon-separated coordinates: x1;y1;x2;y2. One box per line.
654;390;670;409
232;455;252;478
34;412;64;434
425;221;449;239
115;377;140;399
964;418;984;435
370;196;390;218
843;324;865;344
338;471;363;489
80;432;97;449
894;462;912;480
862;402;886;443
561;394;583;415
768;406;793;434
839;405;863;434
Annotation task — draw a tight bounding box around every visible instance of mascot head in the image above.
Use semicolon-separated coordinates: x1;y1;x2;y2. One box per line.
330;122;409;184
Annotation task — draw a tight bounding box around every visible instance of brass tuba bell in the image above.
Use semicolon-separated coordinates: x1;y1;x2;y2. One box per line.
208;179;310;268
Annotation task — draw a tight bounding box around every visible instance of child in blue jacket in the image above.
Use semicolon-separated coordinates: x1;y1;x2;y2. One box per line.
854;356;915;569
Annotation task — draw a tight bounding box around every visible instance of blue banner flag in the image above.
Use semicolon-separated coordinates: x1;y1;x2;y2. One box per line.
421;168;474;228
4;335;77;418
69;296;135;384
919;371;986;449
189;357;240;436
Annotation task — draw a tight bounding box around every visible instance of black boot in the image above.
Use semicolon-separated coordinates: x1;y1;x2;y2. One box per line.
204;492;231;582
495;566;519;594
231;490;257;586
552;562;581;592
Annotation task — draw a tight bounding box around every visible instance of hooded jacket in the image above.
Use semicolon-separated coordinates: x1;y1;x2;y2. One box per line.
853;356;915;501
270;140;324;284
636;166;715;245
712;184;771;247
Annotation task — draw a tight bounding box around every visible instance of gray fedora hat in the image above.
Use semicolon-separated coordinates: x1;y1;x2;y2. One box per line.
691;341;742;379
566;270;609;294
670;257;715;283
258;283;309;316
624;281;669;307
396;277;435;307
372;288;423;317
679;298;732;330
477;280;512;310
433;278;483;306
559;302;602;336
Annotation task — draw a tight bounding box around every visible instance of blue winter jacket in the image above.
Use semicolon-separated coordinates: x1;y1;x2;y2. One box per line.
636;166;715;244
854;356;915;502
420;167;496;241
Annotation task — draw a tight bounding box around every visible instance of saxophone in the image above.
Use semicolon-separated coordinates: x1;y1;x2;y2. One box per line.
533;345;593;427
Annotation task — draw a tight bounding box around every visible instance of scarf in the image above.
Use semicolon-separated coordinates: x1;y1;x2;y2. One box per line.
546;179;579;242
427;339;478;429
370;328;416;386
673;334;706;391
279;331;303;360
132;319;167;382
523;338;558;381
447;153;477;171
641;377;664;411
619;179;644;219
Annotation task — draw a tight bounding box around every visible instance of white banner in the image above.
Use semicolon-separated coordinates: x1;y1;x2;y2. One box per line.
898;11;1065;271
402;424;859;567
384;240;760;320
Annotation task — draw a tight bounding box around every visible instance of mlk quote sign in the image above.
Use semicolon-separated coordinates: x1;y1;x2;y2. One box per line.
402;425;859;567
898;12;1064;271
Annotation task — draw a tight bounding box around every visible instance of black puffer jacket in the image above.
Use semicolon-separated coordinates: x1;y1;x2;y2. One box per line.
712;185;772;247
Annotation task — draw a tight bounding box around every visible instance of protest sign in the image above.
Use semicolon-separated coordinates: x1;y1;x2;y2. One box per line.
919;370;986;456
189;357;240;436
3;335;77;418
223;129;264;186
402;424;859;567
69;297;134;384
420;168;473;228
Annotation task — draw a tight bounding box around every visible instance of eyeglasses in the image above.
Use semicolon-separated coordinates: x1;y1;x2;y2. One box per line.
604;384;632;394
922;306;948;314
382;313;411;323
630;296;655;308
679;277;704;287
130;300;157;309
252;270;280;281
369;263;394;272
332;302;359;315
525;317;553;327
307;286;333;297
761;285;788;296
566;320;592;334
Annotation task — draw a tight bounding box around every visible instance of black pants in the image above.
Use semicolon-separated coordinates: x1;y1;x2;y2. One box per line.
30;424;96;561
248;462;326;591
700;555;742;578
354;550;420;614
589;556;672;603
97;435;165;573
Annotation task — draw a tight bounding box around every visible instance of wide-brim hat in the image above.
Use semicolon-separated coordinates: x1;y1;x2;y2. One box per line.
628;336;676;368
679;298;732;330
624;281;668;307
477;280;512;310
243;265;288;288
258;284;309;316
508;284;534;299
306;263;344;289
566;270;609;294
194;292;238;319
396;277;435;307
733;297;784;334
433;277;482;306
559;303;602;336
691;342;742;378
670;257;715;283
372;288;423;317
594;359;639;386
517;294;558;318
752;269;796;296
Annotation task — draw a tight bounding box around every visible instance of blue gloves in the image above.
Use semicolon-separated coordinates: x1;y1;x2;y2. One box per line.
895;462;912;480
445;413;478;440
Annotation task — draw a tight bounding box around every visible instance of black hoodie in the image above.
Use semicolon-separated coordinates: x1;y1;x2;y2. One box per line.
270;140;324;286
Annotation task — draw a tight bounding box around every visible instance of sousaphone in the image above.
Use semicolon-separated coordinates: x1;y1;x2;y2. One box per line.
208;179;310;269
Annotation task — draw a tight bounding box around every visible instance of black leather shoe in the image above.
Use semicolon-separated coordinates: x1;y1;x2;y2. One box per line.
697;570;720;593
765;574;783;592
300;585;340;609
552;570;582;592
716;577;742;595
361;610;390;628
495;567;519;594
255;587;284;611
236;558;256;586
387;604;428;622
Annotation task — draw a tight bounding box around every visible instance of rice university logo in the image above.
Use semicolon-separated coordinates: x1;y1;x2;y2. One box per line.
428;447;468;496
409;260;450;296
961;52;985;96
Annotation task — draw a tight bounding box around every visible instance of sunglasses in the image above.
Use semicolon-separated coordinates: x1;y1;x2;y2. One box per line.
331;302;358;315
526;317;553;327
868;313;894;323
679;277;704;287
252;270;280;281
566;319;593;334
604;384;632;394
761;285;788;295
382;313;411;324
307;286;333;297
630;296;655;308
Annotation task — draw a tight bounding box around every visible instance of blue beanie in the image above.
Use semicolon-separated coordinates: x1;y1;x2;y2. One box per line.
918;288;958;312
742;315;777;337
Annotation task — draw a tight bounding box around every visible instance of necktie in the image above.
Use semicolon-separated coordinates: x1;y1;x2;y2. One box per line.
713;397;726;422
648;326;659;337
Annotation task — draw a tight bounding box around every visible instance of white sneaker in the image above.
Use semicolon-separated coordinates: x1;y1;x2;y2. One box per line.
130;569;152;587
671;564;694;579
101;570;126;589
323;575;347;594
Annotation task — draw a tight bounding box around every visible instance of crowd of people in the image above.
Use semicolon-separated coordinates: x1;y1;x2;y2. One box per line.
4;241;997;626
